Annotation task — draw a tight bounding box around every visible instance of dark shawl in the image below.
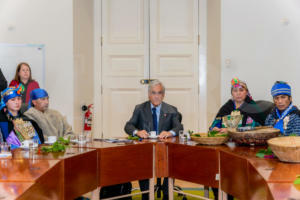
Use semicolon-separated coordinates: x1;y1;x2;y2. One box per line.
216;96;268;126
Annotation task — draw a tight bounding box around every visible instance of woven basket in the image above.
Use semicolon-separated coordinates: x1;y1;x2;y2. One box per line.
228;127;280;145
191;134;228;145
268;136;300;163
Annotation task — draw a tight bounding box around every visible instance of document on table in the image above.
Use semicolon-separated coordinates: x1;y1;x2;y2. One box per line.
94;138;133;143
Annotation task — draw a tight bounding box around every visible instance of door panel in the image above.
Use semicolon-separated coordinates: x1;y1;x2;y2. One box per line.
103;88;145;138
156;0;195;42
102;0;149;138
150;0;199;131
101;0;199;137
107;0;145;43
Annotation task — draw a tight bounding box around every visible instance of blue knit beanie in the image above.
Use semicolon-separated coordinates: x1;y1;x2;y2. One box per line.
271;81;291;97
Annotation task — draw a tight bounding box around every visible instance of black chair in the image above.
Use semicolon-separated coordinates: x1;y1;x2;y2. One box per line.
240;100;274;125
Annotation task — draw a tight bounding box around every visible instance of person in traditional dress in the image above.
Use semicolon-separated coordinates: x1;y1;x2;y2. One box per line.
24;88;74;138
209;77;263;200
210;77;263;133
0;85;44;149
265;81;300;135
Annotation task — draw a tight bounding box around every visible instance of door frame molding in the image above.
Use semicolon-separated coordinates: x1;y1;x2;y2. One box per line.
93;0;103;138
199;0;208;131
93;0;209;138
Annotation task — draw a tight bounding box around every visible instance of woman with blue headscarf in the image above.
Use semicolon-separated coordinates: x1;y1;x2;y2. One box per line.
0;85;44;149
265;81;300;135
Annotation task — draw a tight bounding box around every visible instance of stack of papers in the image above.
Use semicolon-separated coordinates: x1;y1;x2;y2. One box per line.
103;139;132;143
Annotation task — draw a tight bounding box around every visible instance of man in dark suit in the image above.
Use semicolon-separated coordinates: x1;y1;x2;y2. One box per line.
124;80;183;200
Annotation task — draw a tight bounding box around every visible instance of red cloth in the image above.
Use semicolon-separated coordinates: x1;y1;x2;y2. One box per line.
9;80;40;103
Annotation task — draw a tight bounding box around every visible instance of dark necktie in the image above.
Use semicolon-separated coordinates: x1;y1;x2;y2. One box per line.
152;107;158;134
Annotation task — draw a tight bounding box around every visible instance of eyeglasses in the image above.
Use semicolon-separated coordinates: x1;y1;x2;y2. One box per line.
151;91;163;95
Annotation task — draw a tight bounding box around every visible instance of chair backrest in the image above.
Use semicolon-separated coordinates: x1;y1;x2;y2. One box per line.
178;112;182;123
255;100;275;124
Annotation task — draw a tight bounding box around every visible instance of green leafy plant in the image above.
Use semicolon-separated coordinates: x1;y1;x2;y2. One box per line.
207;131;227;137
208;130;218;137
42;137;70;153
58;136;70;145
256;147;274;158
128;135;140;140
294;175;300;185
289;133;298;136
193;134;201;137
188;130;194;135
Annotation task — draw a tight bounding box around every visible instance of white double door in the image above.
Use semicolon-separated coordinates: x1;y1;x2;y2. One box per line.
101;0;199;138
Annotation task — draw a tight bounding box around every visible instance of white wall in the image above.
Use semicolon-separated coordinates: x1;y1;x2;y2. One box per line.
0;0;74;125
221;0;300;105
74;0;94;133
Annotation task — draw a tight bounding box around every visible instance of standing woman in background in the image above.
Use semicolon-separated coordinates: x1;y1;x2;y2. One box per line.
9;62;39;111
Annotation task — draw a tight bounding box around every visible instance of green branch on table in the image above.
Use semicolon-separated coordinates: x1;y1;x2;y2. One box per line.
256;147;274;159
41;137;70;153
294;175;300;185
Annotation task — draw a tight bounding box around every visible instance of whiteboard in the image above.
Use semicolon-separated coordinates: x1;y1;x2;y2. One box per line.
0;43;45;88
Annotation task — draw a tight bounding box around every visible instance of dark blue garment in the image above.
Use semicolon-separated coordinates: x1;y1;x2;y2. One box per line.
265;106;300;136
0;121;11;140
274;104;294;133
152;107;158;134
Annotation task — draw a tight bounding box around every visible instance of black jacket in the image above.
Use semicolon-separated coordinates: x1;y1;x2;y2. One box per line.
0;69;7;93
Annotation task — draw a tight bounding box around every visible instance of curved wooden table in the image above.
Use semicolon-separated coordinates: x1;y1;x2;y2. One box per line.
1;138;300;200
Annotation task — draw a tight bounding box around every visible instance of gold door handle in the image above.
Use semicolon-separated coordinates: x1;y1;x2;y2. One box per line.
140;79;156;85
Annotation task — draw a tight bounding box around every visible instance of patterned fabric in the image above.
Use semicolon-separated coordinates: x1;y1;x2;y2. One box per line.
0;110;44;148
265;106;300;136
271;81;291;97
0;85;24;110
9;80;40;104
209;99;262;130
231;77;247;90
231;77;253;100
210;113;259;130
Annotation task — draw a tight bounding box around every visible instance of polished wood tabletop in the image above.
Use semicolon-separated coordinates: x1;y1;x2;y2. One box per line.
12;147;95;159
8;147;98;199
0;158;60;182
0;182;33;200
1;138;300;199
219;145;300;199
